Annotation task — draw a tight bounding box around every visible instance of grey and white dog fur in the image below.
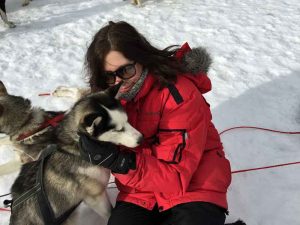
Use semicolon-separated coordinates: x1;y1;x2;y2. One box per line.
0;81;143;225
0;0;32;28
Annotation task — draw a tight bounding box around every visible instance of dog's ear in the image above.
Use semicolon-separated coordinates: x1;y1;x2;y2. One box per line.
0;81;8;96
104;81;123;99
82;113;103;135
83;113;102;127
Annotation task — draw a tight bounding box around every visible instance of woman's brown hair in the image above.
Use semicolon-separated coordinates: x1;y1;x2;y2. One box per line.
85;21;183;92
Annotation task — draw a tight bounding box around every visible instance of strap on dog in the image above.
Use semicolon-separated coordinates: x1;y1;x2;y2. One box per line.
11;184;41;210
36;145;81;225
16;114;65;142
11;145;80;225
11;146;56;211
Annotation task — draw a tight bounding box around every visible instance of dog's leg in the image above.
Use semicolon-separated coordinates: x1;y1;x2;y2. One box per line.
0;135;12;145
0;8;16;28
0;137;23;175
84;192;112;221
0;159;21;176
0;140;25;176
1;135;35;161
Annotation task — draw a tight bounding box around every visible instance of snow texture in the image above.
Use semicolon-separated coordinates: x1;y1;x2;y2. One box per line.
1;0;300;224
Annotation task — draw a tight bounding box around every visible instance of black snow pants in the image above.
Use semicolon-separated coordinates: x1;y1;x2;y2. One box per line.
108;201;226;225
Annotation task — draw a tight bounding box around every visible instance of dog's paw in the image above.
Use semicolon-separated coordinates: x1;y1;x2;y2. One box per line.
53;86;76;98
52;86;83;100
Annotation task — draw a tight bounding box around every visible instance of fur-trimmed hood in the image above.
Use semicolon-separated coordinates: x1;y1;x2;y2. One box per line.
176;42;212;94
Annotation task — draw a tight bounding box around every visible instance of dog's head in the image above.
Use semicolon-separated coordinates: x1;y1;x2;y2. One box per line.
0;81;32;134
73;83;143;148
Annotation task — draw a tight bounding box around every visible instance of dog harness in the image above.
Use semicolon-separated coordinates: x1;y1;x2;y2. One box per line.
16;113;65;143
11;145;80;225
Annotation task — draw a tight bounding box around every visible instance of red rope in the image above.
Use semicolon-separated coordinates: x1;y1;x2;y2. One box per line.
16;114;64;141
220;126;300;174
38;93;51;96
232;161;300;174
1;125;299;214
0;208;10;212
219;126;300;136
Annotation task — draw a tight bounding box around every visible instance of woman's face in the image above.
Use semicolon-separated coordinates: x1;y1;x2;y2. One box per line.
104;50;143;94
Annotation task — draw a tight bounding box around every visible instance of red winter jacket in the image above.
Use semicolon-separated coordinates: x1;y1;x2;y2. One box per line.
113;45;232;212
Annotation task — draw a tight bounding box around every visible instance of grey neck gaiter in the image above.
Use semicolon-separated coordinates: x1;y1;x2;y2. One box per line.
116;68;148;101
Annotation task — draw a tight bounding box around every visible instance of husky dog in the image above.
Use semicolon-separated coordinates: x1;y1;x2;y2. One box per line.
6;82;142;225
0;81;88;176
0;81;64;175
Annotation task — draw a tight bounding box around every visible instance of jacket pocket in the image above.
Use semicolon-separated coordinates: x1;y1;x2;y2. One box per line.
152;129;187;164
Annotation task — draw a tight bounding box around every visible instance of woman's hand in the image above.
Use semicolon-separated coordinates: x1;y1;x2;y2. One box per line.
78;134;136;174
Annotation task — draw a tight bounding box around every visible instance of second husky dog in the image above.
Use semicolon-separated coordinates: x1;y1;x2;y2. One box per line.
0;80;64;175
7;83;143;225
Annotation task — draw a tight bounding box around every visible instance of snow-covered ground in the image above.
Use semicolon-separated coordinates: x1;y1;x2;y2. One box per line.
1;0;300;224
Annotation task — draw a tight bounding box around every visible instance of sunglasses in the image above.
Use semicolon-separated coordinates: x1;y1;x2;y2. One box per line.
103;62;137;85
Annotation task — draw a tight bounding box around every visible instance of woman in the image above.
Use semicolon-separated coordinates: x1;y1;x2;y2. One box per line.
79;21;235;225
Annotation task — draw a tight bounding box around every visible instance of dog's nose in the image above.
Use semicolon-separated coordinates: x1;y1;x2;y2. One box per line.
137;135;144;145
